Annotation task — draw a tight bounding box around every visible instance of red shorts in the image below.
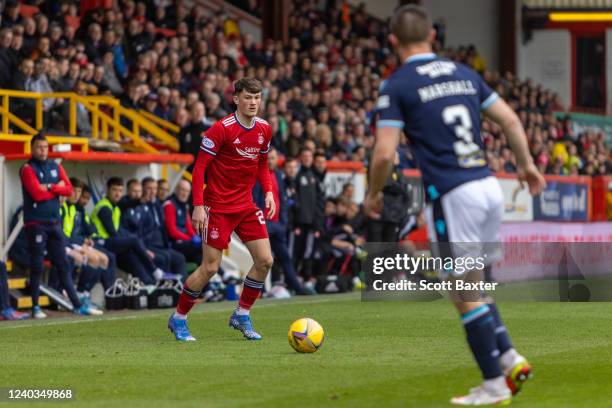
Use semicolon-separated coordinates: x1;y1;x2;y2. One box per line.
203;205;268;250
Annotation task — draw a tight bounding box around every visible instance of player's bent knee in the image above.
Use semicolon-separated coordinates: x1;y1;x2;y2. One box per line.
257;256;274;271
199;262;219;279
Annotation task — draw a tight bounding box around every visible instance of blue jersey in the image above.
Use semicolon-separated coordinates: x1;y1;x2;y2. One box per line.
377;53;498;202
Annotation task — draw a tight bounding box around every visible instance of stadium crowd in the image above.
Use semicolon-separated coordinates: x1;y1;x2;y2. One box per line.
0;0;608;176
0;0;610;318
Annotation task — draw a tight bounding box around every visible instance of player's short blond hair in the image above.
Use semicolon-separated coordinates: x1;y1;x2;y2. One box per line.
390;4;432;47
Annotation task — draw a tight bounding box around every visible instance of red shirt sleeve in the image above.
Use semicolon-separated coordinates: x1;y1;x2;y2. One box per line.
163;201;192;241
20;164;56;202
185;211;195;236
192;149;215;206
50;164;73;196
192;122;224;206
257;124;273;193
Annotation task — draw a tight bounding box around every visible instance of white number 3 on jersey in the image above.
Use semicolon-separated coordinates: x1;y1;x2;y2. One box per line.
442;104;485;168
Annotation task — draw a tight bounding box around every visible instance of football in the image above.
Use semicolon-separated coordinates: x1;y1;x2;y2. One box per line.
288;318;325;353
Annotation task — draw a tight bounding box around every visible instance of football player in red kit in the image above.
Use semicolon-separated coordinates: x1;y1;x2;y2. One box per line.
168;78;276;341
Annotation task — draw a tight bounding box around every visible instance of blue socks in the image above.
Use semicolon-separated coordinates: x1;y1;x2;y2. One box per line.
488;303;513;354
462;304;503;379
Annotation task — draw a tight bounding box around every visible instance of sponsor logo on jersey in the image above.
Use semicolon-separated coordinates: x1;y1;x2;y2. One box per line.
202;137;215;149
235;146;259;160
416;60;457;78
234;138;241;144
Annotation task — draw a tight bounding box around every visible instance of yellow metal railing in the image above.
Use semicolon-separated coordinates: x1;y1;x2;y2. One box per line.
139;109;180;135
0;89;194;181
0;90;179;153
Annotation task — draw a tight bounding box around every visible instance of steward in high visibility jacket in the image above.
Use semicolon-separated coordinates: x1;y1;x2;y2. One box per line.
91;177;164;286
92;197;122;239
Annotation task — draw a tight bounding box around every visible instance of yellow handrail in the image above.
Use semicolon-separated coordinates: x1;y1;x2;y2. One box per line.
138;109;180;134
0;89;181;153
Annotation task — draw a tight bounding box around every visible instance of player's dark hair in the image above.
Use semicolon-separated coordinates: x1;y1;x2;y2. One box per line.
141;176;156;187
126;178;140;189
390;5;432;46
157;178;168;185
314;151;326;160
234;77;262;95
30;132;47;146
69;177;85;189
107;177;124;189
81;184;91;195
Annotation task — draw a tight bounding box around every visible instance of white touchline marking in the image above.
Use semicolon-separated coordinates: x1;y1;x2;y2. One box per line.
0;295;356;330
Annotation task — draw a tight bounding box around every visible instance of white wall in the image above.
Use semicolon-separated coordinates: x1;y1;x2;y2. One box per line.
518;29;572;109
421;0;499;70
607;30;612;114
347;0;500;70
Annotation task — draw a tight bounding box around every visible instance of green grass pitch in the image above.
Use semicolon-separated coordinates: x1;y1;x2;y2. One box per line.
1;293;611;407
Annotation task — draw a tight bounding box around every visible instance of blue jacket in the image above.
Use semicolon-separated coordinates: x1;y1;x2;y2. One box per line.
20;158;61;223
253;168;288;226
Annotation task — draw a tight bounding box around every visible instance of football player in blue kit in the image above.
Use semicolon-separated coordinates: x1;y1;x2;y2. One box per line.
365;5;546;406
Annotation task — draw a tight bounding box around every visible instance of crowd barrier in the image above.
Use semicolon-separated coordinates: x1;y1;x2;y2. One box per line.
321;162;608;222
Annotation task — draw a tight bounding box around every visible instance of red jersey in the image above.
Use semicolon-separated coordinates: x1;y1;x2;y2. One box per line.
193;112;272;212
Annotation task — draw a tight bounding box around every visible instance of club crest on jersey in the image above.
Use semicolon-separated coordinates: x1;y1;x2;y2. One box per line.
202;137;215;149
257;133;264;144
236;146;259;160
210;228;219;240
50;169;58;178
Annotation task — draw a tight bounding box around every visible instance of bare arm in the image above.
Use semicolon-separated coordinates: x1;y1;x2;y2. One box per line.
484;98;546;195
483;98;532;168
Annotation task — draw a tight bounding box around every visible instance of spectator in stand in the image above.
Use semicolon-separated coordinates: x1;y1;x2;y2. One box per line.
178;101;210;171
292;147;325;290
313;151;328;184
157;178;170;202
154;86;173;121
0;28;17;87
92;177;167;289
254;147;307;295
20;133;99;318
163;179;203;264
283;157;299;232
2;1;23;29
10;58;36;123
0;261;29;320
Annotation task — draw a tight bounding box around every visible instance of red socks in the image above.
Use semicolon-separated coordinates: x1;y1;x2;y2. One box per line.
238;276;264;311
176;284;201;316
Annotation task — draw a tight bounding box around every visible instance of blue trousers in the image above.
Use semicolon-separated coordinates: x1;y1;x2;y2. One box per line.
171;241;202;265
103;236;157;285
94;244;117;289
268;221;302;292
25;223;81;308
149;246;186;278
0;261;10;310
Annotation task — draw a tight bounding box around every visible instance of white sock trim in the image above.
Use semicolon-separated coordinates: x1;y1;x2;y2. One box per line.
174;312;187;320
236;307;250;316
500;348;523;371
